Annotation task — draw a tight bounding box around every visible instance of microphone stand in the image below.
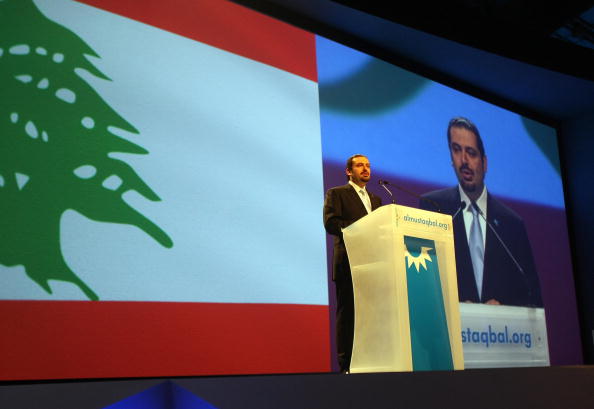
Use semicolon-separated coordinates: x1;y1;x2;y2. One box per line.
470;202;524;276
378;180;395;204
378;180;440;211
470;201;532;300
452;201;466;219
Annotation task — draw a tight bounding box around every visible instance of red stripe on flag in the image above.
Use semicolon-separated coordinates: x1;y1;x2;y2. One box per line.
0;301;330;381
75;0;318;82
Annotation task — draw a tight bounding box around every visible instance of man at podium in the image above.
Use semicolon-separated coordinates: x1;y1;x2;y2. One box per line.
420;117;543;307
323;154;382;373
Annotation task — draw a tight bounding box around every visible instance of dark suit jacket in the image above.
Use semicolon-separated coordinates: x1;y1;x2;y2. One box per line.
323;183;382;281
420;187;543;307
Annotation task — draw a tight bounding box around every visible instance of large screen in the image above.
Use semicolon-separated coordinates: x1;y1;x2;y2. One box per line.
0;0;581;380
316;37;580;368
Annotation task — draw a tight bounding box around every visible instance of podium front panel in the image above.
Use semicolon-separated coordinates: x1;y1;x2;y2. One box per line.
344;204;464;373
345;206;412;373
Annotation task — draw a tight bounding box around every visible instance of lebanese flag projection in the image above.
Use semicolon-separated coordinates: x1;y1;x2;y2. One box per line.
0;0;329;380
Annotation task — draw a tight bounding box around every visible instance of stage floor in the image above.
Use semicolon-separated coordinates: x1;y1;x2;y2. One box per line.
1;366;594;409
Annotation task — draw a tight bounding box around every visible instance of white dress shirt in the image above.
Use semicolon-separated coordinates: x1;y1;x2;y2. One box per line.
458;184;487;247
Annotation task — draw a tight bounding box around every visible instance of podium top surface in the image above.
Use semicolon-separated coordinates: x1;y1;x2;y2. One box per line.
344;204;454;237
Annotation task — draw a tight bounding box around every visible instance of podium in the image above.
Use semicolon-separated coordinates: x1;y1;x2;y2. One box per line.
342;204;464;373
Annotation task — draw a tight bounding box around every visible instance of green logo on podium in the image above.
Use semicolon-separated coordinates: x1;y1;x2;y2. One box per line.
404;236;453;370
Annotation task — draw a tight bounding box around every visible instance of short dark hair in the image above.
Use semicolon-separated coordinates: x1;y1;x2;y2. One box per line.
447;117;486;158
345;154;367;181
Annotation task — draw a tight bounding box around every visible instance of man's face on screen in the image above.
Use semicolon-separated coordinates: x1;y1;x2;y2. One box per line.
346;156;371;187
449;127;487;199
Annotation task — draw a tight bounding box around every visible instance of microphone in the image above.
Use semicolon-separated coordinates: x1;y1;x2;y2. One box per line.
379;180;440;212
378;180;395;204
452;201;466;219
470;201;528;286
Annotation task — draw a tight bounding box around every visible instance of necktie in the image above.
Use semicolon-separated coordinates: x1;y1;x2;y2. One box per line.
469;203;485;299
359;188;372;214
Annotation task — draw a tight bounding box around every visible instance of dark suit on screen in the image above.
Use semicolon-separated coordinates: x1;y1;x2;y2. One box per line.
323;183;382;372
420;187;542;307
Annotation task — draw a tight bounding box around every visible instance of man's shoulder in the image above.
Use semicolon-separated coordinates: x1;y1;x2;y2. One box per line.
487;194;524;225
420;186;458;201
327;184;353;194
330;183;353;191
328;183;352;192
325;184;355;202
418;187;458;212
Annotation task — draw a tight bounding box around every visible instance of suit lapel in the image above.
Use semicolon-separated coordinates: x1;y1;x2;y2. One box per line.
450;188;481;302
445;187;463;215
482;193;498;295
369;192;381;210
346;184;369;216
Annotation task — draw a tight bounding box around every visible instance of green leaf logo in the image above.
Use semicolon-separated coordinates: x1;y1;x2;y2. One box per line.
1;0;173;300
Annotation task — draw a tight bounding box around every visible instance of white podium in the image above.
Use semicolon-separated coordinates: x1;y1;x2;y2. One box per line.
342;204;464;373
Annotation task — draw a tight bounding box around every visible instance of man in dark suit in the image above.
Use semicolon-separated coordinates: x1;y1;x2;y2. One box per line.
420;117;542;307
323;154;382;373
